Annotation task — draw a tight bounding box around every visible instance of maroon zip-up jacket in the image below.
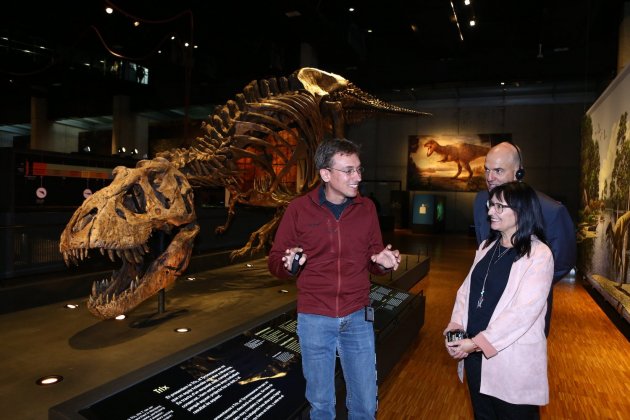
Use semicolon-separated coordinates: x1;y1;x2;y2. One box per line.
268;186;387;317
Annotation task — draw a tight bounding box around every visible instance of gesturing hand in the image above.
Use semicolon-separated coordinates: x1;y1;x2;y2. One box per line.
371;244;401;271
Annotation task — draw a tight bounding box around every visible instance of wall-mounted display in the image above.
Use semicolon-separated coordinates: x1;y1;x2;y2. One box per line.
407;134;509;192
580;64;630;323
410;193;445;233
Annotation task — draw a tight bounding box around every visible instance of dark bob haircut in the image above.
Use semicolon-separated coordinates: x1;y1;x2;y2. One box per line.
484;181;547;260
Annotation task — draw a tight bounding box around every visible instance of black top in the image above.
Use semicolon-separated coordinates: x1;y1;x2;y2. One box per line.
467;244;516;337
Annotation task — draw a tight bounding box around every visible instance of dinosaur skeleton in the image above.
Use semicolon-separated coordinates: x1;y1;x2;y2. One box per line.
60;68;428;319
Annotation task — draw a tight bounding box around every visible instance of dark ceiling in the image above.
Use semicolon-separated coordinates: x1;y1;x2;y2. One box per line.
1;0;626;126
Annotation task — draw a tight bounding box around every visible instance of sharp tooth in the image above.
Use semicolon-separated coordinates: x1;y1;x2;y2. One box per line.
63;252;70;266
108;249;116;262
116;250;123;259
79;248;85;261
136;246;145;255
92;281;97;296
124;249;134;263
143;244;150;254
132;248;143;264
100;248;105;256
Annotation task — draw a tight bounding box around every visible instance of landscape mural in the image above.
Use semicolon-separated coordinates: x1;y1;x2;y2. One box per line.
579;65;630;323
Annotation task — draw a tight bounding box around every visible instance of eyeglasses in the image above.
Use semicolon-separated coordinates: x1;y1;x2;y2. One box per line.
486;200;512;214
327;166;364;176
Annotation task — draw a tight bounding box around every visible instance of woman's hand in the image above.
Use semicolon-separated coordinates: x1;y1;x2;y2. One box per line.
444;338;479;359
445;338;478;359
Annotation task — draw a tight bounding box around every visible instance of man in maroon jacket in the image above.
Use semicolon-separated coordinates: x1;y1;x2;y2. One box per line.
268;138;401;419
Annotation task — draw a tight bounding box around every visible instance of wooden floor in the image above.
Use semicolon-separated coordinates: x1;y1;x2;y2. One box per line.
377;231;630;420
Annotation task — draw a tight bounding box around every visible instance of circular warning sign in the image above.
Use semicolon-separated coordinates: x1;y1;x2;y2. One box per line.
36;187;47;199
83;188;93;199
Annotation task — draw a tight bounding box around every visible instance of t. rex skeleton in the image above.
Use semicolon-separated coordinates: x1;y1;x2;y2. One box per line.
60;68;428;319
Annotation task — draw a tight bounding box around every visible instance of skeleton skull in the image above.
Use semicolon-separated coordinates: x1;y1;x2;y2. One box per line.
60;157;199;319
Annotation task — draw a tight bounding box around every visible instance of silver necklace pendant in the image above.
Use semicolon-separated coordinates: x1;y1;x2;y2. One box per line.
476;241;499;310
494;245;511;263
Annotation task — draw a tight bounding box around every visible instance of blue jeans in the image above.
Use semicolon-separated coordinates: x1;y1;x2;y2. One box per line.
297;309;377;420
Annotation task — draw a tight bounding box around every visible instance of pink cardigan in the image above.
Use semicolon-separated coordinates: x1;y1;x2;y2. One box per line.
446;238;553;405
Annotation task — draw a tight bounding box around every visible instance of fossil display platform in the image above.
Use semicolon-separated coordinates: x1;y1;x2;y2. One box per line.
0;253;427;419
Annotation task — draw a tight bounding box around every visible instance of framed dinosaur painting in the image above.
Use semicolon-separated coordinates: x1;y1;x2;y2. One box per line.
407;133;510;192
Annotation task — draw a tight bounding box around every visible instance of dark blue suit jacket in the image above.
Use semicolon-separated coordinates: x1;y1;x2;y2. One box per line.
473;189;576;283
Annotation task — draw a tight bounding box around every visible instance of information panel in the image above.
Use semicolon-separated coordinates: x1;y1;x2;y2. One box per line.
369;283;413;330
72;284;416;420
79;316;306;420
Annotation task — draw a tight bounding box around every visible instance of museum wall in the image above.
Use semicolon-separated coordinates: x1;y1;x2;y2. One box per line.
348;98;585;233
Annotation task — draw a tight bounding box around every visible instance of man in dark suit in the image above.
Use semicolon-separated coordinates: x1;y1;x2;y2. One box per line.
473;141;576;336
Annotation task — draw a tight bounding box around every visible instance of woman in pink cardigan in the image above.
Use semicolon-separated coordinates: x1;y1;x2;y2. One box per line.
445;181;554;419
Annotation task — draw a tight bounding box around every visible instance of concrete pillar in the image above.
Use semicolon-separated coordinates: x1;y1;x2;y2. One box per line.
300;42;318;68
112;95;148;158
112;95;129;155
30;96;51;151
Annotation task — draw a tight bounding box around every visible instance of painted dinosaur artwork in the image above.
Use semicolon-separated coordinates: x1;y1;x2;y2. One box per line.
59;67;428;319
423;139;489;179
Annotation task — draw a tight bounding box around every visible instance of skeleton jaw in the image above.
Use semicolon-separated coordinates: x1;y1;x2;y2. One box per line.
61;223;200;319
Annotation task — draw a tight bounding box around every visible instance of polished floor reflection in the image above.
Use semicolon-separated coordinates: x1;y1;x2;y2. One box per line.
378;231;630;420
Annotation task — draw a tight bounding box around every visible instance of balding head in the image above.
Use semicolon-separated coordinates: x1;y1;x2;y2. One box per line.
484;142;521;191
